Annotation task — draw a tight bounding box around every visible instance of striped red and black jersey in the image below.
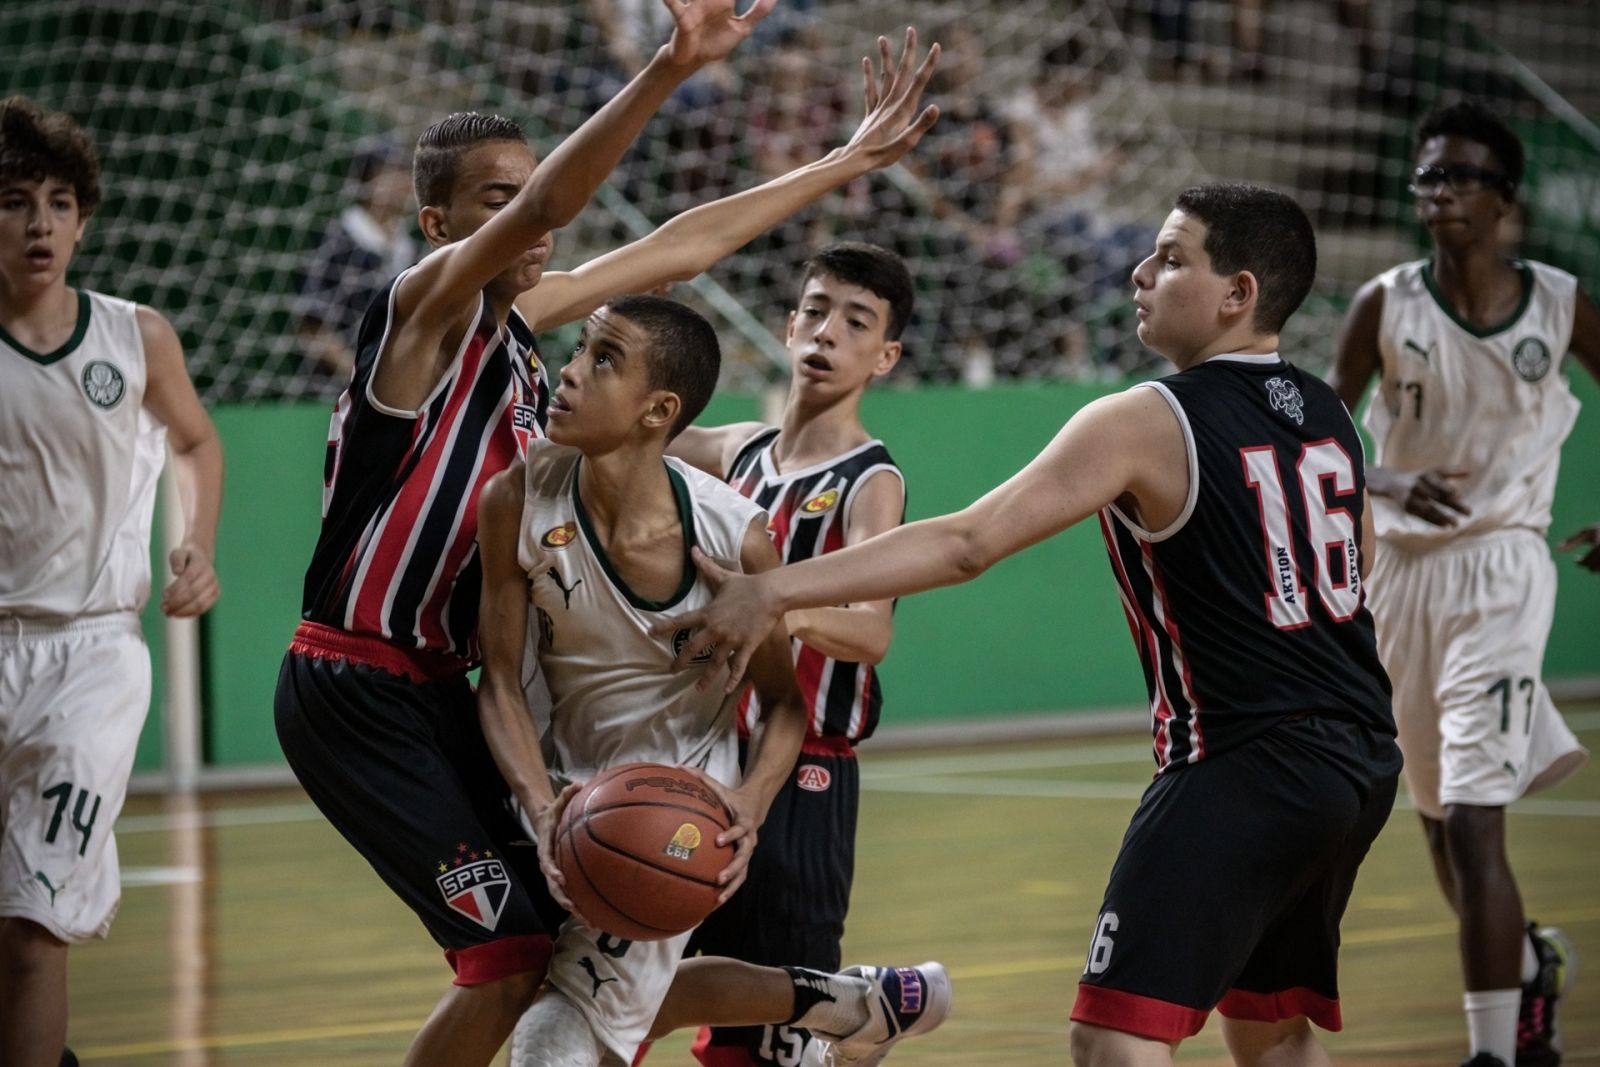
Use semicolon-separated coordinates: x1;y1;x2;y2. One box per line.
299;271;549;664
1098;353;1393;773
726;427;904;744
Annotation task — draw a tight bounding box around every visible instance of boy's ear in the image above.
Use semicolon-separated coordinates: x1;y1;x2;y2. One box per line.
642;390;682;435
784;309;798;343
1221;270;1259;323
418;205;450;247
872;340;903;379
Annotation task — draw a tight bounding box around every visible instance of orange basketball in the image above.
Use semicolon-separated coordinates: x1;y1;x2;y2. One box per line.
554;762;734;941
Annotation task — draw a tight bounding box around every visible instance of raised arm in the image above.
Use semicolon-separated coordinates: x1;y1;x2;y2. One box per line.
783;468;903;665
665;421;767;478
516;28;941;332
400;0;777;328
138;306;223;619
663;386;1184;688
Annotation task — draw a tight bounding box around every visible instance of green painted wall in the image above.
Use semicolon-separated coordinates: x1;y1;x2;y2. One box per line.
135;373;1600;769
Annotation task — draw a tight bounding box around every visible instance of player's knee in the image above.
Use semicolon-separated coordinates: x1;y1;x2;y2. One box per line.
1222;1015;1320;1067
1440;804;1507;867
511;986;605;1067
1070;1020;1174;1067
0;917;67;972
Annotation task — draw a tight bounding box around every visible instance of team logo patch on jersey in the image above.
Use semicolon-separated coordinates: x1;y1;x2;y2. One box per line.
671;628;717;665
664;823;702;861
801;488;840;514
796;765;832;792
1512;338;1552;382
435;853;510;931
541;522;578;548
1265;377;1304;425
81;360;126;409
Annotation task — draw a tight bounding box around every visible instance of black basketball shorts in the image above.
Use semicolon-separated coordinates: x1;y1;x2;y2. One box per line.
687;737;859;1065
1071;714;1401;1041
273;625;561;985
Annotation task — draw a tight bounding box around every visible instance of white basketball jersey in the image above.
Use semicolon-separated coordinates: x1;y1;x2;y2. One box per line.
517;440;767;790
1364;259;1580;547
0;291;166;619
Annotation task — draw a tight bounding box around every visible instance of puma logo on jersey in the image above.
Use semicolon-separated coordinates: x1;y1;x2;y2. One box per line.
579;956;619;997
547;568;583;609
1264;377;1304;425
541;522;578;548
801;488;840;514
1402;338;1435;362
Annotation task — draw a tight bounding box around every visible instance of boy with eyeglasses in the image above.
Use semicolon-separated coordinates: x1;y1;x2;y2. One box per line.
1330;98;1600;1067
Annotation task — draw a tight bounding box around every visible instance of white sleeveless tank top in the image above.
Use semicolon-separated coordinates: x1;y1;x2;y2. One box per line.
1365;259;1579;547
1;290;166;619
517;439;767;789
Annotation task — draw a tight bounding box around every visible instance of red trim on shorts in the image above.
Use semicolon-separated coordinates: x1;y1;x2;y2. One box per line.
801;734;855;758
1071;983;1210;1041
631;1040;654;1066
444;934;553;986
690;1026;756;1066
289;620;472;684
1217;986;1342;1031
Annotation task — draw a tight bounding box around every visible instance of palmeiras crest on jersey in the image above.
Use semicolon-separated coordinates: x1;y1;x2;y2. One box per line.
81;360;126;409
436;852;511;931
1265;377;1304;425
1512;338;1552;382
671;628;717;665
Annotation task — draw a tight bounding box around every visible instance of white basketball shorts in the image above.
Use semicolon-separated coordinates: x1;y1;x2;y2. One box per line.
1367;529;1588;819
546;918;695;1063
0;614;150;942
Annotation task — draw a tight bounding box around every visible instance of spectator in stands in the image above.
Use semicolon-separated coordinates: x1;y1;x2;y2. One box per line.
293;138;417;398
1007;33;1155;376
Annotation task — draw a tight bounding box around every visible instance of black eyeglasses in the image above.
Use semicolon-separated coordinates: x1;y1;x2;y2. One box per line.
1408;163;1513;196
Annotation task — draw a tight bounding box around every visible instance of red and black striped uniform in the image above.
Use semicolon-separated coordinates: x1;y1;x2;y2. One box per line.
688;426;904;1067
1073;353;1401;1044
300;274;547;664
275;273;558;988
726;427;903;744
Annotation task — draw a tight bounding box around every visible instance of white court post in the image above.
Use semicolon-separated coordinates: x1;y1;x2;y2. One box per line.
159;460;203;794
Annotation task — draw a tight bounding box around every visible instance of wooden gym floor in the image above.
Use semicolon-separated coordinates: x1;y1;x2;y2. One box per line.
74;704;1600;1065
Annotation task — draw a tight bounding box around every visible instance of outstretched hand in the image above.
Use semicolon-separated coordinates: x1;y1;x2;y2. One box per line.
839;27;942;171
650;547;785;694
1557;523;1600;572
661;0;778;70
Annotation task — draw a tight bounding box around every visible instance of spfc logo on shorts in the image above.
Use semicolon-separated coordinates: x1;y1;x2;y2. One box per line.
81;360;126;409
542;522;577;548
796;765;832;792
801;488;839;514
1265;377;1304;425
437;859;511;931
1512;338;1552;382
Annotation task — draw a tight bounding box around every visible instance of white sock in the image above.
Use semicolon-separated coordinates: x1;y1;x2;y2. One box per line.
1522;929;1540;985
1464;988;1520;1065
511;988;606;1067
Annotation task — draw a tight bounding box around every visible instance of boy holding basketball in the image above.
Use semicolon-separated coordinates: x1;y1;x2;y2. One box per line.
476;294;948;1066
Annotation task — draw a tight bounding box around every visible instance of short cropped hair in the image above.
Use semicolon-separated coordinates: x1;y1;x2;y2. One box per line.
0;96;102;217
798;242;915;341
1173;183;1317;335
605;294;721;438
1415;99;1525;193
413;112;526;207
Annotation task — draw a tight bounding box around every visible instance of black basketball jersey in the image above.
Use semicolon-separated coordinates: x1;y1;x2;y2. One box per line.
726;427;904;743
300;270;549;663
1098;353;1393;772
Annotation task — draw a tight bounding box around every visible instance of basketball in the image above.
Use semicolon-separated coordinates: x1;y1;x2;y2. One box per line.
554;762;735;941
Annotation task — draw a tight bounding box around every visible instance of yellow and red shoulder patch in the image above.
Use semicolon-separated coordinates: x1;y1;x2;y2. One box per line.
801;488;840;514
541;522;578;549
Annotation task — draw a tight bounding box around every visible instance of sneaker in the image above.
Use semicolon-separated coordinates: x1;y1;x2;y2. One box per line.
1518;924;1576;1067
1461;1056;1510;1067
60;1049;79;1067
824;961;952;1066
